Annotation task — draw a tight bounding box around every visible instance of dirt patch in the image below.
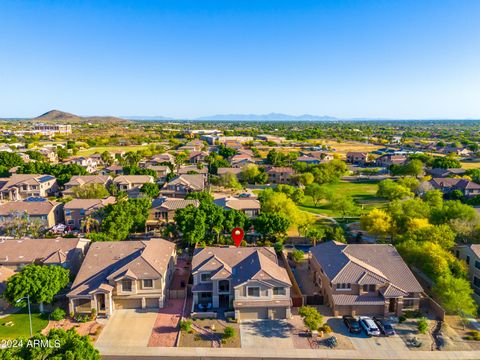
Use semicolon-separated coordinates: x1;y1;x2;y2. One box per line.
395;318;434;351
179;318;240;348
42;318;103;341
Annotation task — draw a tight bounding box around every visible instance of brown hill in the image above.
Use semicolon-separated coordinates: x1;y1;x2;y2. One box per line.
33;110;130;124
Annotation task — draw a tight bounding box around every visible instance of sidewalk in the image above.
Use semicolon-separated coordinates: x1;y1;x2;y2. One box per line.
99;345;480;359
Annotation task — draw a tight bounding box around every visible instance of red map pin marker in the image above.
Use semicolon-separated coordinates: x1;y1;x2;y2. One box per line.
231;227;244;247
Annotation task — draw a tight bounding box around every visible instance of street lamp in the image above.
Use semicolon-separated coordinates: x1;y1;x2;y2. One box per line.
16;295;33;337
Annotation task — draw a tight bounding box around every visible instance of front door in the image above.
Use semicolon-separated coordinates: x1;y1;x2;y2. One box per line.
388;298;396;313
97;294;106;312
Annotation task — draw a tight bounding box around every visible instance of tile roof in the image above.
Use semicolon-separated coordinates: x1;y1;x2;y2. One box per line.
152;197;199;210
214;197;260;211
113;175;154;185
332;294;386;306
0;200;61;216
311;241;423;294
165;174;206;190
65;175;111;187
64;197;116;210
192;246;291;288
0;237;87;264
0;174;56;190
68;238;175;296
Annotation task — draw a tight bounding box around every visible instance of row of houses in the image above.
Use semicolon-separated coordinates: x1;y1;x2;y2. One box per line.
0;237;426;320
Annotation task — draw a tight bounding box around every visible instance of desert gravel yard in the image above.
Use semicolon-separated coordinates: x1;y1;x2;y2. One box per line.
180;318;240;348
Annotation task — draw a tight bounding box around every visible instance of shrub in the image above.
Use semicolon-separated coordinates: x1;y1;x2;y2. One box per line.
90;308;97;320
292;249;305;263
223;326;235;339
50;307;66;321
180;319;192;332
320;324;332;333
417;317;428;334
399;315;406;323
467;330;480;341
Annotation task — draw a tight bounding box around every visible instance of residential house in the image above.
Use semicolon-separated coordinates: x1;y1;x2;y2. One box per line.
192;246;292;320
426;168;466;178
217;168;243;179
0;200;64;229
64;197;116;230
375;154;407;167
177;165;209;175
68;157;99;173
214;196;260;218
160;174;207;198
113;175;154;197
67;239;176;316
187;151;208;164
266;167;294;185
0;174;58;201
346;152;368;165
310;241;424;317
419;178;480;198
454;244;480;303
63;175;112;197
0;237;90;310
230;154;255;168
103;165;124;176
146;197;199;231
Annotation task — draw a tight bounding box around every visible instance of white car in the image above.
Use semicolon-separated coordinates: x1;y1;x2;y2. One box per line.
359;316;381;336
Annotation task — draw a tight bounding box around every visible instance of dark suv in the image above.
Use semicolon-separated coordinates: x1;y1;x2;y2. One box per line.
373;317;395;336
343;315;362;334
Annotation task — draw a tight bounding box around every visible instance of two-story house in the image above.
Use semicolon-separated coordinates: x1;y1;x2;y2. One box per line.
64;197;116;230
310;241;424;317
454;244;480;303
63;175;112;197
0;200;64;229
346;152;368;165
0;237;90;310
146;197;199;231
266;167;294;185
0;174;58;201
68;157;99;173
68;238;176;317
113;175;154;197
192;246;292;320
160;174;207;198
419;178;480;198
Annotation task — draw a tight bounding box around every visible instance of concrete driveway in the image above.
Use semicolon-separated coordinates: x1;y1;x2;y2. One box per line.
96;309;158;348
240;320;295;349
327;317;408;352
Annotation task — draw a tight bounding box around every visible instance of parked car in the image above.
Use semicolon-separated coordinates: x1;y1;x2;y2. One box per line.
373;317;395;336
359;316;381;337
343;315;362;334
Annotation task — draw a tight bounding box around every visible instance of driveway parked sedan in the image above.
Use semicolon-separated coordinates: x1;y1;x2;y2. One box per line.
373;317;395;336
343;315;362;334
359;316;381;337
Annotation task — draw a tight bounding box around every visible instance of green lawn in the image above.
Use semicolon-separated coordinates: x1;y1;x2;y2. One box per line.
77;145;150;156
0;311;49;339
300;181;387;218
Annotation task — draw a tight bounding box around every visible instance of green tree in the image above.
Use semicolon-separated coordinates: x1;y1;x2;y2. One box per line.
174;205;207;246
4;264;69;308
140;182;160;198
253;212;291;239
0;328;100;360
72;183;110;199
330;194;357;218
433;275;477;317
377;179;413;200
305;183;331;206
431;156;461;169
298;306;323;332
360;208;392;240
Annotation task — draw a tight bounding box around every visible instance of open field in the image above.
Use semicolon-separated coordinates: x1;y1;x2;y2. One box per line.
77;145;150;156
316;140;383;157
299;181;387;218
461;161;480;170
0;312;49;339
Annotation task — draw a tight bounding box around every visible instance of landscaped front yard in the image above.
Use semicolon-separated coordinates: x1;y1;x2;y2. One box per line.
0;311;49;339
179;318;241;348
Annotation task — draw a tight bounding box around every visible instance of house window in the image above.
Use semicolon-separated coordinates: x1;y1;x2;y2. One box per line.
475;261;480;270
65;210;71;216
336;283;351;290
403;299;415;308
143;279;153;288
474;276;480;289
467;256;471;265
273;287;286;296
80;209;85;216
362;284;376;292
200;273;211;282
247;287;260;297
122;279;132;292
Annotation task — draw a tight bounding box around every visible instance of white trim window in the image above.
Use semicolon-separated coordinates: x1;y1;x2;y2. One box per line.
143;279;154;289
247;286;260;297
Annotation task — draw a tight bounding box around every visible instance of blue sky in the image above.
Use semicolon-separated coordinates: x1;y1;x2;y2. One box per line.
1;0;479;119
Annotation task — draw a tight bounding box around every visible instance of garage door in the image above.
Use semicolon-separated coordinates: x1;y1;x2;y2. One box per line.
239;307;268;320
145;298;160;309
270;307;287;319
115;299;142;309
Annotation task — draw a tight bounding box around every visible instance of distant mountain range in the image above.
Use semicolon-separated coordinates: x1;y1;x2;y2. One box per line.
32;110;130;124
123;113;338;121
